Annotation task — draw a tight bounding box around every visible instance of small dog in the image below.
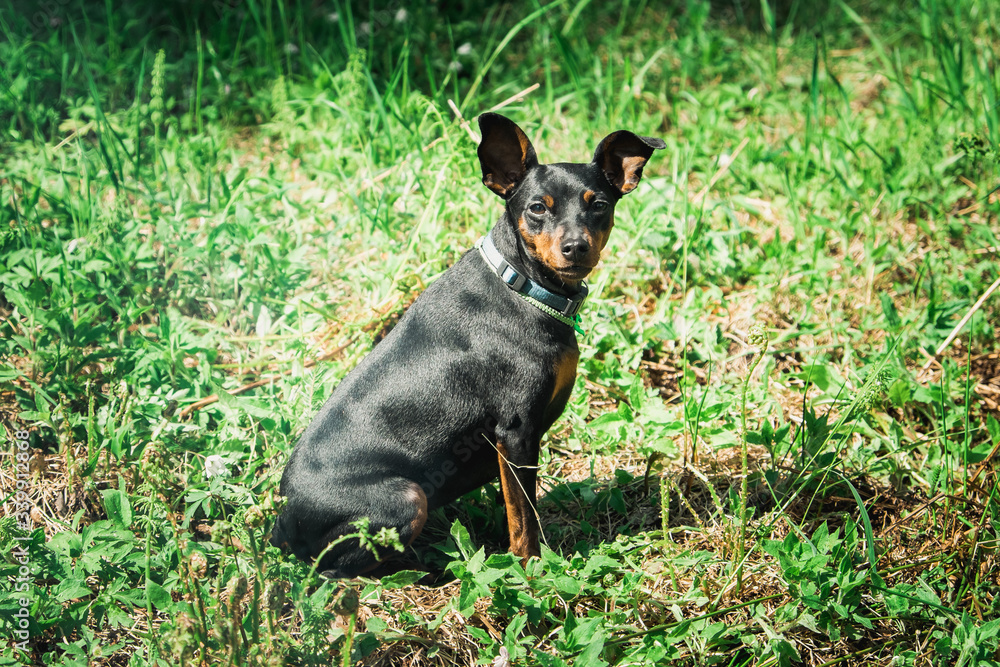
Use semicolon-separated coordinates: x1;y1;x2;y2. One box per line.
271;113;665;577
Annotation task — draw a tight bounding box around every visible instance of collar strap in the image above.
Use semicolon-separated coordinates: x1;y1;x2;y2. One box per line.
476;233;589;319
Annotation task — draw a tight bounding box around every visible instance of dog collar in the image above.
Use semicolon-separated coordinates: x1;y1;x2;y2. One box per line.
476;233;588;332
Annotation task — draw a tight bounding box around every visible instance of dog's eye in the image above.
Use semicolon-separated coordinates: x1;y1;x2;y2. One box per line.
528;203;546;215
592;201;609;212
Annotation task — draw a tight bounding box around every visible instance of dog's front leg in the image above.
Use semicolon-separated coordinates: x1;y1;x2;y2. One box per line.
495;440;541;562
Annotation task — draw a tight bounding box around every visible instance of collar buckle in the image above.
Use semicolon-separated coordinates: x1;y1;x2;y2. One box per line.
496;261;527;291
559;282;588;317
560;299;581;318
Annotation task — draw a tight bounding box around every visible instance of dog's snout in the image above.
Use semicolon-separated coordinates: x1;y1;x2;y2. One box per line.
561;237;590;262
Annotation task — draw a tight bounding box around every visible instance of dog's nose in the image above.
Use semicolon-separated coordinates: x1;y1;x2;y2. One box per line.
561;237;590;262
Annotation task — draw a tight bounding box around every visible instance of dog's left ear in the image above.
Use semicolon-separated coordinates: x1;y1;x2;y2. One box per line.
592;131;666;196
478;113;539;199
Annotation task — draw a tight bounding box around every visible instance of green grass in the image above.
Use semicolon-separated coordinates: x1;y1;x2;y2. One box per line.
1;0;1000;665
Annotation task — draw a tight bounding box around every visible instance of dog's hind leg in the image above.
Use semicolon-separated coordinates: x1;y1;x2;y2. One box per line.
315;481;429;579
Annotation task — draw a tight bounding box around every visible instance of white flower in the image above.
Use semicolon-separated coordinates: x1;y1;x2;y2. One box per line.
394;8;408;22
284;43;299;55
457;42;472;56
205;455;229;479
326;12;339;23
448;61;463;73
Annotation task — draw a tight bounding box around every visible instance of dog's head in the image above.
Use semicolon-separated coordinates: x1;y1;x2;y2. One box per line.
477;113;665;285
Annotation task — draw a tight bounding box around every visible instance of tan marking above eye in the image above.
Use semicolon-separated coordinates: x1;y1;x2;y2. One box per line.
582;190;595;204
542;195;554;208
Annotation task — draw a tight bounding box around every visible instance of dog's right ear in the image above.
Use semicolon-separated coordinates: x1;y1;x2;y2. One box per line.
592;130;666;196
477;113;538;199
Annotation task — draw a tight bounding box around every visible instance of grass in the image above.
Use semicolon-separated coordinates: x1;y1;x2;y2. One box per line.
1;0;999;664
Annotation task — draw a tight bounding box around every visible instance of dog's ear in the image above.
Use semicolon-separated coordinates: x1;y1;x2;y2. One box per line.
478;113;539;199
592;131;666;196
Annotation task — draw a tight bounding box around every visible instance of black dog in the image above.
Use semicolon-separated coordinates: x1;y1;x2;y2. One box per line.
271;113;665;577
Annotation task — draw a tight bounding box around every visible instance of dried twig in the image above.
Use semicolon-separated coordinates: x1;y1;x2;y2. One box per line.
920;273;1000;372
449;83;542;144
487;83;541;113
177;338;356;419
447;99;479;143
